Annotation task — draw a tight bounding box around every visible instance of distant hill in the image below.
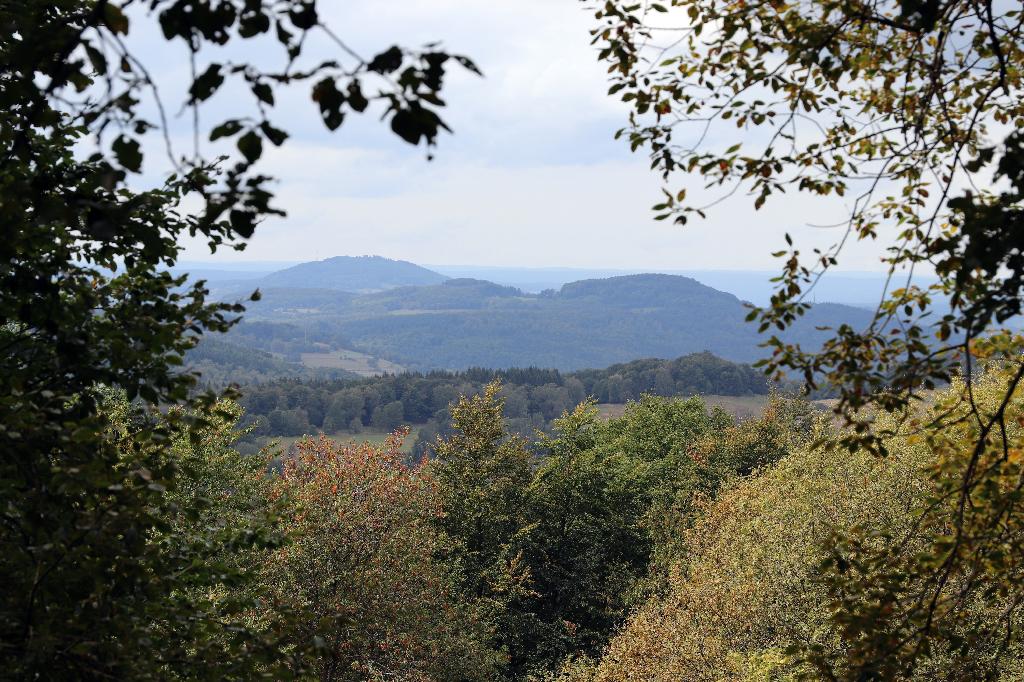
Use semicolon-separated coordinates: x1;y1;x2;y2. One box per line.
258;255;448;293
429;265;929;306
351;278;523;311
334;274;873;370
185;336;357;385
224;272;874;372
556;273;740;307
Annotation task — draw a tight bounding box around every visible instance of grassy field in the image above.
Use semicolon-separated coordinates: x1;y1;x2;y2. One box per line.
250;427;420;455
595;394;770;421
702;394;772;418
299;349;406;376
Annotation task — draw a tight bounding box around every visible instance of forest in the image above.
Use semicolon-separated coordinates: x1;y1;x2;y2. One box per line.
79;369;1024;680
231;352;771;455
6;0;1024;680
211;274;873;372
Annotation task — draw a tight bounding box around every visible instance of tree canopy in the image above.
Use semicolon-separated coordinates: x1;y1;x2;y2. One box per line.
1;1;474;675
588;0;1024;674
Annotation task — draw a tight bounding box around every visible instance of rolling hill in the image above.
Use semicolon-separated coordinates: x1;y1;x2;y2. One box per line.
257;255;448;293
220;271;875;372
185;336;358;385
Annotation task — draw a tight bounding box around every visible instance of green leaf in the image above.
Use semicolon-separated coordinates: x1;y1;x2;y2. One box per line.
312;78;346;130
210;119;243;141
103;3;129;34
237;130;263;163
112;136;142;172
84;43;108;75
252;82;274;105
289;2;318;30
368;46;404;74
347;81;368;113
259;122;288;146
239;9;271;37
190;64;224;103
230;209;257;238
390;109;422;145
454;55;483;76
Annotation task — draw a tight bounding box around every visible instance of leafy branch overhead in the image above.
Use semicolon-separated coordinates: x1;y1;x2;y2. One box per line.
0;1;476;677
587;0;1024;676
18;1;480;240
587;0;1023;442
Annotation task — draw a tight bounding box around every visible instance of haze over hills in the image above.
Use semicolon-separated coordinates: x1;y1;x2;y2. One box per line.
201;257;876;374
312;274;871;370
257;255;449;293
177;256;933;307
429;264;941;307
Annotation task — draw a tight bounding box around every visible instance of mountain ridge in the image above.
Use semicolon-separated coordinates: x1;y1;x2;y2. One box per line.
257;255;449;293
222;268;873;372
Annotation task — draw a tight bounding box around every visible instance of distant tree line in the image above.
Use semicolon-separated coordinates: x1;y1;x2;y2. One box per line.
234;352;769;453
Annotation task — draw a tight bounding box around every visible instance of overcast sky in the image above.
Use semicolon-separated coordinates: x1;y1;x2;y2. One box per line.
163;1;892;270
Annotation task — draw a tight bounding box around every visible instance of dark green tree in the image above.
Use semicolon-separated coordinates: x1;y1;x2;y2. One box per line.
429;381;535;677
589;0;1024;674
0;1;475;676
371;399;406;431
321;389;365;433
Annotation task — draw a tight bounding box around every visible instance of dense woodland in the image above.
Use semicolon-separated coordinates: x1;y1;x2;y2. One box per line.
90;368;1024;680
97;380;818;679
8;0;1024;680
230;352;771;455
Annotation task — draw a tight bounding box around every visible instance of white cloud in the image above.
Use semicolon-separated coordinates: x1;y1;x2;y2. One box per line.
170;1;893;271
181;141;892;270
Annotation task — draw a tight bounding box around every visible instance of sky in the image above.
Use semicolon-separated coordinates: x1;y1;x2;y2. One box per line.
139;1;894;271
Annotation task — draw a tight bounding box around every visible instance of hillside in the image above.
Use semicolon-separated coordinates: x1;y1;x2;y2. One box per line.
222;272;874;372
258;255;448;292
185;337;358;385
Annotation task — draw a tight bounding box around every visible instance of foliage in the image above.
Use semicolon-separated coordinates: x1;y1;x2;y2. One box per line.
261;433;500;681
639;393;819;579
588;0;1024;669
1;0;472;675
574;411;911;681
813;361;1024;679
574;352;771;402
517;399;696;674
0;135;251;675
154;397;297;679
232;351;772;457
428;382;537;676
429;383;804;679
0;388;288;678
575;371;1024;681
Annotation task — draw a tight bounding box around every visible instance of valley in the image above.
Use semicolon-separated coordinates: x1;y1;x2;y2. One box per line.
14;3;1020;679
191;255;875;378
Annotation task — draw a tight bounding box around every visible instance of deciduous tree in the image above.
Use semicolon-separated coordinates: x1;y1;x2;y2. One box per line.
588;0;1024;671
1;1;474;674
261;433;499;681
